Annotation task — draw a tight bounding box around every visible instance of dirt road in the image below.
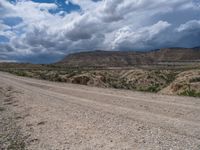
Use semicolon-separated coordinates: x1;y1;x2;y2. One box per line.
0;72;200;150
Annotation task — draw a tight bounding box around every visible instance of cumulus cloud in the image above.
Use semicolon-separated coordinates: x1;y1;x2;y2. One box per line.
111;21;171;50
0;0;200;63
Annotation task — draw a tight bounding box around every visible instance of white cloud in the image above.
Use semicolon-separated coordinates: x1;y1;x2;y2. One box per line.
0;22;10;31
177;20;200;32
65;0;69;5
111;21;171;50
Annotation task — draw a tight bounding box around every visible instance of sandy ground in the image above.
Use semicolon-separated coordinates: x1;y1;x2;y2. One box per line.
0;72;200;150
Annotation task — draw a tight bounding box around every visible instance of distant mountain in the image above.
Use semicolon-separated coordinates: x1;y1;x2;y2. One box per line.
58;48;200;67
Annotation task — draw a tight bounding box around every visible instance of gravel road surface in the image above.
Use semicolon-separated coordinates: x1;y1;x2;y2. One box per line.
0;72;200;150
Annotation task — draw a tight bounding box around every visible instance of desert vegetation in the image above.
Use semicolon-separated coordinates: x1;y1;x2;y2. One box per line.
0;63;199;97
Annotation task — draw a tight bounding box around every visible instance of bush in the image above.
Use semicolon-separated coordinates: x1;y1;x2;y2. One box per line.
190;77;200;83
179;90;200;97
138;83;161;93
13;71;28;77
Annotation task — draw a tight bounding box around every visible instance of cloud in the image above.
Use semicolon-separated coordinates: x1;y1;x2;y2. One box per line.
65;0;69;5
110;21;171;50
177;20;200;32
0;21;10;30
0;43;14;52
173;20;200;47
0;0;200;63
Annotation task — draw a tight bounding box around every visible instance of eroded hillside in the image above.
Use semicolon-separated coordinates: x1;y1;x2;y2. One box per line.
59;48;200;67
2;67;200;97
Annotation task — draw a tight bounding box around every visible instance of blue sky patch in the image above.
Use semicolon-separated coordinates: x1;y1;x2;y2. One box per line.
32;0;80;13
0;35;9;43
3;17;23;27
8;0;80;13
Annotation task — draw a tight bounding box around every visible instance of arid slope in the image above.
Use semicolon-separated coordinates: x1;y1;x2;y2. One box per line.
59;48;200;67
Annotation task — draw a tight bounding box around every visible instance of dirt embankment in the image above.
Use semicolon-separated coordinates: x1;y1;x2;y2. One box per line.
161;70;200;96
5;68;200;96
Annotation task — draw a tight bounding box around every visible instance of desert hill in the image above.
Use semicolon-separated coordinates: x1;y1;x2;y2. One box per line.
59;48;200;67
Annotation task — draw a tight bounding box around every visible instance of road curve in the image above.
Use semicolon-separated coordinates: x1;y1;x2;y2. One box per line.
0;72;200;150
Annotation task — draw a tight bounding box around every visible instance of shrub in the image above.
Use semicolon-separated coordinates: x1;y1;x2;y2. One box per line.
138;84;161;93
190;77;200;83
13;71;28;77
179;90;200;97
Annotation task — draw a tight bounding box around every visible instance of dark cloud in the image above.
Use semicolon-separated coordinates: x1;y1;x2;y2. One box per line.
10;52;64;64
0;44;14;52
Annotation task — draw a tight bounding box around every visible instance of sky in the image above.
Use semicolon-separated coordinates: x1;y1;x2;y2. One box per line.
0;0;200;63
